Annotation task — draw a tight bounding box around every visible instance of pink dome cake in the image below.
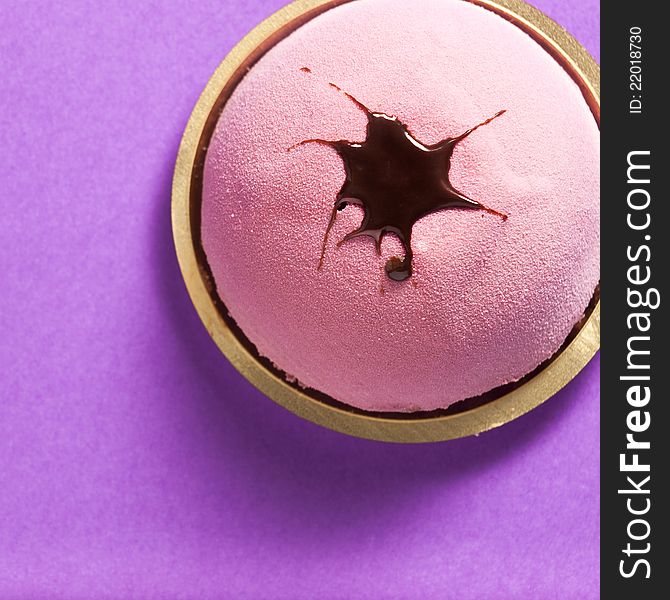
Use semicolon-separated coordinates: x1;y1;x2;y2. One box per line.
201;0;600;413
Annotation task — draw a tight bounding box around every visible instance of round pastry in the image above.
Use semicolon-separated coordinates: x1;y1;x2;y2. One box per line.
200;0;599;413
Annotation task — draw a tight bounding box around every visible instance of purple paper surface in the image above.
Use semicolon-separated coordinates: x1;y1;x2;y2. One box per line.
0;1;599;598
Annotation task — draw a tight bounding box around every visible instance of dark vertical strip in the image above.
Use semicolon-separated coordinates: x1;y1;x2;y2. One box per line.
601;1;668;596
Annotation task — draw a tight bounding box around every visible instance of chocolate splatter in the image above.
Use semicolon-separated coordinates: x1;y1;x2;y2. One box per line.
290;70;507;281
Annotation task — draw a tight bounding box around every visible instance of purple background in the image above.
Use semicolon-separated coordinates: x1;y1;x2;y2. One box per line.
0;1;599;598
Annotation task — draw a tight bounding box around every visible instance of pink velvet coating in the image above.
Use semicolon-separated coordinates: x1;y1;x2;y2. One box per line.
202;0;600;412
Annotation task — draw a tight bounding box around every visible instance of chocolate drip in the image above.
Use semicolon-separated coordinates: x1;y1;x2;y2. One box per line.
291;71;507;281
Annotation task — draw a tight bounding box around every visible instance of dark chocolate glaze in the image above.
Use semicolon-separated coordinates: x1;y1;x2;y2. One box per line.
290;72;507;281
